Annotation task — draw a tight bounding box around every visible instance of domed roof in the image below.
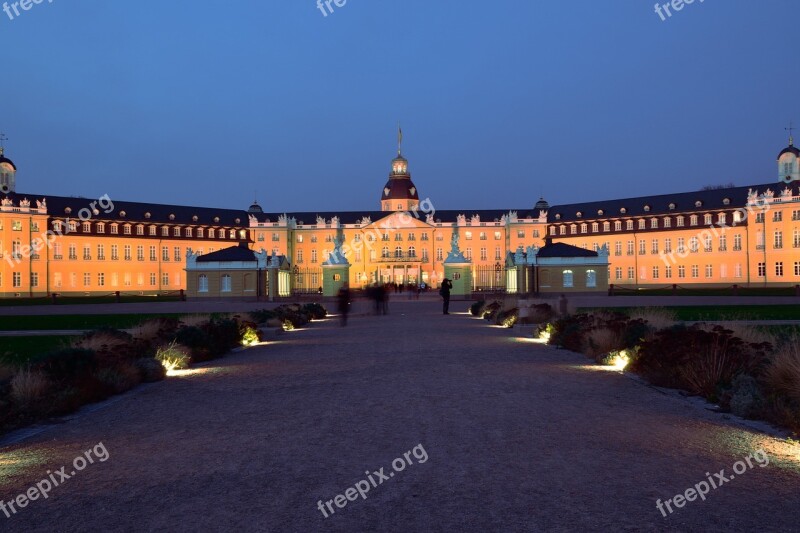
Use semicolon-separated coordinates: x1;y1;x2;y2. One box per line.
778;143;800;158
247;201;263;214
382;177;419;200
534;197;550;210
0;149;16;171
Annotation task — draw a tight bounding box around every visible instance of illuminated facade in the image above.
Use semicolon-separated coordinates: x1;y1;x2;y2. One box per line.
0;137;798;298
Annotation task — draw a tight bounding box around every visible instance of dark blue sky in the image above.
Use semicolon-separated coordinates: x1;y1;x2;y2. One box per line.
1;1;797;212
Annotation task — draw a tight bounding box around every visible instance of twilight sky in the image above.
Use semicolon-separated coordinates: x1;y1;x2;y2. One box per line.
1;1;797;212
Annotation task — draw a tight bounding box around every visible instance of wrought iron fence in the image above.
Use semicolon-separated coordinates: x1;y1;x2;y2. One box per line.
473;264;506;293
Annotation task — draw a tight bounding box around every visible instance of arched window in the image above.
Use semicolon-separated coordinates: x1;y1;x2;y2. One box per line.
382;246;389;258
221;274;232;292
198;275;209;293
408;246;416;257
562;270;574;288
395;246;403;258
586;270;596;288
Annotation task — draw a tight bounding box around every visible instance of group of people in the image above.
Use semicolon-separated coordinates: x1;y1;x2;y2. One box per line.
335;278;454;326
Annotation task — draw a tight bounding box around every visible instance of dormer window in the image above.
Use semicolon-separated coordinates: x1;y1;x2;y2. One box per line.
644;205;651;212
669;203;676;210
620;208;627;214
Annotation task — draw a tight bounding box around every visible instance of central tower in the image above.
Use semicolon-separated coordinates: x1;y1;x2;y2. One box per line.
380;127;420;212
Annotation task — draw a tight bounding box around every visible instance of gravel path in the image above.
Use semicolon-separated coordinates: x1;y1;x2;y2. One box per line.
1;300;799;532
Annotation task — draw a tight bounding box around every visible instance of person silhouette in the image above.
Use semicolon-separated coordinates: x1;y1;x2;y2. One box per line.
440;278;453;315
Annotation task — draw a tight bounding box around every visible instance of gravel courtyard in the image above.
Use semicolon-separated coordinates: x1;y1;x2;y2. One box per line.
1;300;799;532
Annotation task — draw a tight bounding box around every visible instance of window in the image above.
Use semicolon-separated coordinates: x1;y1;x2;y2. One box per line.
580;224;587;234
665;266;672;278
137;225;144;235
82;222;91;232
704;236;712;252
221;274;231;292
97;244;105;260
614;242;622;256
150;273;156;286
84;272;91;286
83;245;91;260
690;237;699;252
174;247;181;261
691;265;699;278
124;245;131;261
311;249;318;263
704;214;713;225
652;266;659;279
517;230;524;238
54;272;62;288
719;235;727;251
734;234;742;251
13;272;21;287
664;238;672;253
479;232;486;240
627;267;635;280
603;222;610;232
209;229;216;238
677;216;685;227
150;246;157;261
735;263;742;278
758;262;765;277
615;267;622;280
162;247;169;261
198;275;209;292
149;226;157;236
614;221;622;231
774;211;783;222
495;247;501;260
162;273;170;287
678;265;686;278
639;240;646;255
586;270;596;288
718;213;726;225
111;245;118;261
436;248;443;261
690;215;698;226
137;246;144;261
12;220;22;231
562;270;574;288
592;223;599;232
733;211;743;223
627;241;634;255
651;239;658;254
756;213;765;223
465;231;472;240
30;272;39;287
626;221;634;231
98;273;105;286
493;231;501;240
795;262;800;276
705;265;713;278
480;247;487;261
663;218;671;229
185;228;192;237
776;262;784;277
408;246;417;258
97;223;105;234
637;220;645;230
124;225;132;235
774;231;783;249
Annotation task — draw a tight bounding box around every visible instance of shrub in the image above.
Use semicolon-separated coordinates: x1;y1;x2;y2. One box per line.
528;304;555;324
632;325;770;400
239;322;263;346
763;340;800;406
130;317;181;345
302;303;328;320
495;308;519;328
33;348;97;383
482;301;502;321
728;374;765;419
94;364;141;394
179;314;212;328
155;342;191;373
585;328;624;359
282;319;295;331
203;318;241;356
470;300;486;317
250;309;277;324
134;358;166;382
10;369;50;407
628;308;677;331
174;325;212;359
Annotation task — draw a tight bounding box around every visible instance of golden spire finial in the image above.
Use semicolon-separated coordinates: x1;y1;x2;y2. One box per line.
397;123;403;156
787;121;795;146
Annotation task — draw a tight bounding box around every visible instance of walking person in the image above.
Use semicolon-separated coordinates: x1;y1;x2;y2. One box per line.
440;278;453;315
337;283;351;326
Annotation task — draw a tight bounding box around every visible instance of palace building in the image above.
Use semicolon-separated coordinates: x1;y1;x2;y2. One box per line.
0;135;798;299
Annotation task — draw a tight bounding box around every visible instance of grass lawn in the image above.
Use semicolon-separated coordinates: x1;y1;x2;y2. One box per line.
0;295;183;307
0;336;77;365
577;305;800;321
0;313;187;331
613;287;798;297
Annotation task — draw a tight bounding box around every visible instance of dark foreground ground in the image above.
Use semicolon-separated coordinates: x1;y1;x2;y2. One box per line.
1;300;799;532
